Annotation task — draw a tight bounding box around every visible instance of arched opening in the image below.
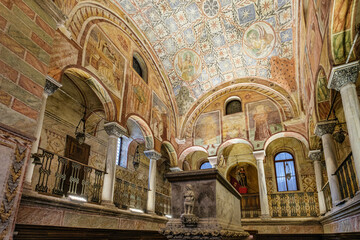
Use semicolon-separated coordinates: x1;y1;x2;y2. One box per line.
274;152;298;192
132;52;148;83
225;97;242;115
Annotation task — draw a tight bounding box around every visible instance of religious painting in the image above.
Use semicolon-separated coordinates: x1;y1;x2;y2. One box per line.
228;163;259;194
307;5;323;78
125;71;151;121
313;0;331;36
194;111;221;156
98;23;131;56
222;113;246;141
174;49;202;82
316;69;330;121
84;26;126;98
151;92;170;141
243;22;275;59
246;100;282;149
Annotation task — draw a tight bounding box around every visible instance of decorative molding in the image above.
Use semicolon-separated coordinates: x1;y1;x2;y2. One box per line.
315;121;337;137
308;150;322;161
170;167;182;172
328;61;360;91
144;150;162;160
104;122;128;137
253;150;266;162
44;76;62;96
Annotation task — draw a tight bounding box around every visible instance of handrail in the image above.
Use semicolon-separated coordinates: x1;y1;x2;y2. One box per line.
335;152;353;174
321;181;329;192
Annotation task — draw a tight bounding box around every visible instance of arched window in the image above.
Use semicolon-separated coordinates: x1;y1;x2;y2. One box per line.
116;137;127;168
132;52;148;83
200;161;212;169
225;99;242;115
274;152;298;192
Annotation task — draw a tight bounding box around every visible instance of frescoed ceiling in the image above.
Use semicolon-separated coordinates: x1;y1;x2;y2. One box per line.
115;0;296;116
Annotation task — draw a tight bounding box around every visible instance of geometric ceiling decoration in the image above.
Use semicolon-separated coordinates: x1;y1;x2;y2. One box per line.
116;0;295;115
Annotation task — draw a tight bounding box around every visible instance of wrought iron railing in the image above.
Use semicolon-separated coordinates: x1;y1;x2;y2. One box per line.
241;194;261;218
335;152;359;200
269;192;318;217
322;181;332;212
155;192;171;216
34;148;104;203
113;177;148;211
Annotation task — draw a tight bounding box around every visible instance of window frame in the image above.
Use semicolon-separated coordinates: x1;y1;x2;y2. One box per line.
273;151;299;192
199;161;212;170
224;96;242;115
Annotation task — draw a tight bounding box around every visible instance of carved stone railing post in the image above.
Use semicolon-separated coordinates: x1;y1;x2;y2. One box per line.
253;150;270;219
144;150;161;213
24;76;62;188
102;122;127;206
309;150;326;215
328;61;360;187
315;121;342;206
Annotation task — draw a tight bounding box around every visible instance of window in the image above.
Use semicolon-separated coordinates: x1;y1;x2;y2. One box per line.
200;161;212;169
132;57;143;78
274;152;298;192
225;99;242;115
132;52;148;83
116;137;127;168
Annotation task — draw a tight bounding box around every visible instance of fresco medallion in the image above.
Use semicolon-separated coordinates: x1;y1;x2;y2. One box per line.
243;21;276;59
174;49;202;82
202;0;221;18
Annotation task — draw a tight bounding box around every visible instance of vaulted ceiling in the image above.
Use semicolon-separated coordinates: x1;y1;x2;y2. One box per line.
115;0;298;116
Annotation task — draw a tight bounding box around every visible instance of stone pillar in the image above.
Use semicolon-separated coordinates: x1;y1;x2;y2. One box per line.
208;156;218;168
253;150;270;219
328;61;360;186
309;150;326;215
24;76;62;187
102;122;128;206
315;121;342;206
144;150;162;213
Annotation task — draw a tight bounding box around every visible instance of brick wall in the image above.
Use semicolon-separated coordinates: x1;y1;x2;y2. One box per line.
0;0;58;137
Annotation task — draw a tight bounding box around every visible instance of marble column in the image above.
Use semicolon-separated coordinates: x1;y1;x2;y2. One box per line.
309;150;326;215
328;61;360;186
24;76;62;188
144;150;162;213
253;150;270;219
102;122;128;206
315;121;342;206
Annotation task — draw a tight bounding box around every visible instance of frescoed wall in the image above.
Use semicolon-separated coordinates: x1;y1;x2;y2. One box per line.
222;113;247;141
151;92;170;141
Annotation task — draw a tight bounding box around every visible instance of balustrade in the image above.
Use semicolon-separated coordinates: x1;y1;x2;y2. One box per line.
34;148;104;203
155;192;171;216
335;153;359;200
269;192;318;217
322;182;332;212
241;194;261;218
114;177;148;211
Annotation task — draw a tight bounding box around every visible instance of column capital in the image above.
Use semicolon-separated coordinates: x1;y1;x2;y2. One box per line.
253;150;266;162
208;156;218;168
308;150;322;161
104;122;128;137
44;76;62;96
144;150;161;160
170;167;182;172
328;61;360;91
315;121;337;137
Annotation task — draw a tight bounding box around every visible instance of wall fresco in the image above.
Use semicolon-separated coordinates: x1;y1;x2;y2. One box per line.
194;111;221;156
151;92;170;141
222;113;247;141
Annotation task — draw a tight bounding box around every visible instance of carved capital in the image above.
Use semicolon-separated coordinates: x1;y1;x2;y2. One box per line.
253;150;266;162
44;76;62;96
315;121;336;137
144;150;161;160
328;61;360;91
104;122;127;137
308;150;322;161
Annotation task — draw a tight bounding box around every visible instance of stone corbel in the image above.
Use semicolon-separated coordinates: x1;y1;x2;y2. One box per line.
44;76;62;96
104;122;128;137
328;61;360;91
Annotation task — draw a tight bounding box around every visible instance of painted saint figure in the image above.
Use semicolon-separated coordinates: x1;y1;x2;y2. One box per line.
237;167;247;187
176;51;201;82
184;184;195;215
252;105;271;141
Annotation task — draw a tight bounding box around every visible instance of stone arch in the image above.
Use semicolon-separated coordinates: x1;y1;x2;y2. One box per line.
126;115;154;150
162;141;178;167
217;138;254;159
264;132;309;153
178;146;209;168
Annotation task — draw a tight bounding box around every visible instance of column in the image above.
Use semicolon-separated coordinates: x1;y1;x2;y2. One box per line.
24;76;62;188
328;62;360;186
253;150;270;219
315;121;342;206
309;150;326;215
144;150;162;213
102;122;128;206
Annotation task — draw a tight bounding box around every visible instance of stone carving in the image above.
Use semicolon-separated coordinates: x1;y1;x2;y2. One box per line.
180;184;198;227
44;76;62;96
160;228;249;239
144;150;162;161
314;121;336;137
328;61;360;91
308;150;322;161
104;122;128;137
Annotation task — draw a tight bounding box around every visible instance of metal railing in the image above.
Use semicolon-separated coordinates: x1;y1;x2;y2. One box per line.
322;181;332;212
269;192;318;217
335;152;359;200
241;194;261;218
34;148;104;203
155;192;171;216
113;177;148;211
